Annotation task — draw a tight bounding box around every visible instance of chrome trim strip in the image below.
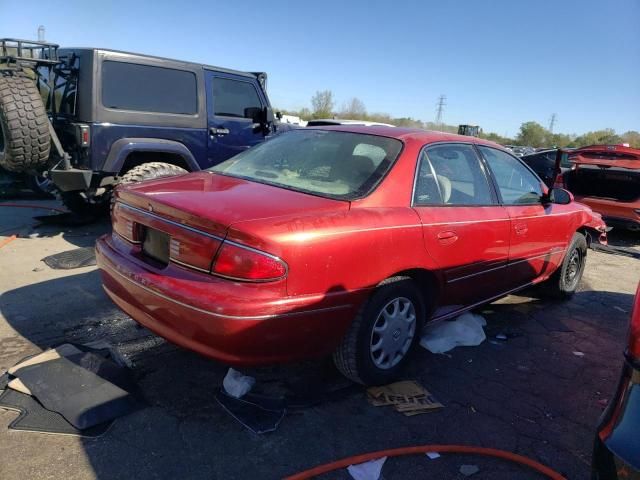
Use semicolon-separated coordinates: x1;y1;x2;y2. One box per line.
114;231;141;245
446;248;566;284
118;202;225;242
169;257;211;274
102;260;350;321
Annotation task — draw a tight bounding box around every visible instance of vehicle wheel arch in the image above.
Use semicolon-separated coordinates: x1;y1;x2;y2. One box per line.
103;138;200;175
377;268;440;315
119;150;192;176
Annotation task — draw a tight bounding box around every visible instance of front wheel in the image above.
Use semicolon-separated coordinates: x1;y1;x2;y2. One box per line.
542;232;587;299
333;278;425;386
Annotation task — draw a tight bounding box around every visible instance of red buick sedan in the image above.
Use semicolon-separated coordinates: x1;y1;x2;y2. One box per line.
96;127;607;385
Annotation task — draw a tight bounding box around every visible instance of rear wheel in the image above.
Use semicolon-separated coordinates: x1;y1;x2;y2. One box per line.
118;162;188;186
542;232;587;299
333;278;425;385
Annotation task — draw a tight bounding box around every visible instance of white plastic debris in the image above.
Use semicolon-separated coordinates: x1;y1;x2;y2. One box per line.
420;313;487;354
347;457;387;480
426;452;441;459
460;464;480;476
222;368;256;399
572;351;585;357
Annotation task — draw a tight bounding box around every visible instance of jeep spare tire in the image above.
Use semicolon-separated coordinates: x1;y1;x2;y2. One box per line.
0;72;50;172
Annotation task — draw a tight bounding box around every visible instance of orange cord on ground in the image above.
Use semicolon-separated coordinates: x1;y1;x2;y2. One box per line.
283;444;567;480
0;203;67;213
0;235;17;249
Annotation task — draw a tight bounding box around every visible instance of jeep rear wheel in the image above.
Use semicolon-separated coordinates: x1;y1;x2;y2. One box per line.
0;72;50;173
118;162;188;186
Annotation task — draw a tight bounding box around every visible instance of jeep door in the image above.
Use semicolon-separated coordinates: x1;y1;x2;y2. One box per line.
205;72;268;166
412;143;511;318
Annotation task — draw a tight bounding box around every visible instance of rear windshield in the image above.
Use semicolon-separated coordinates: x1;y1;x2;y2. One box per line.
208;130;403;200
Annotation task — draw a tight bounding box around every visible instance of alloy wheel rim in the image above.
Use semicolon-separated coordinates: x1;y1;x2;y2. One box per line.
369;297;416;370
564;248;582;287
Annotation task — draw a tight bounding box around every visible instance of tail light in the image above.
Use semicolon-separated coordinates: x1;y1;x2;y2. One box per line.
628;283;640;360
212;241;287;281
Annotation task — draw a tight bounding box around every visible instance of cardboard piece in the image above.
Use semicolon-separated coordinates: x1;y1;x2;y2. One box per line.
8;344;81;375
367;380;443;416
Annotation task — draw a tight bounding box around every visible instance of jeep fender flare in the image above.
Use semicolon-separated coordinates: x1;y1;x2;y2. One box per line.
103;138;200;174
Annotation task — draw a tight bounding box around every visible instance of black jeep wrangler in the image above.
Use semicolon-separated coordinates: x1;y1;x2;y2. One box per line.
0;39;283;214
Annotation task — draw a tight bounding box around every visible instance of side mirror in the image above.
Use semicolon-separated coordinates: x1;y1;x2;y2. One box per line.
244;107;263;123
544;187;572;205
264;106;274;124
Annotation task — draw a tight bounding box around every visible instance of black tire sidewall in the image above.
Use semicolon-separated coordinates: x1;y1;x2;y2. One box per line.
558;233;587;296
355;280;425;385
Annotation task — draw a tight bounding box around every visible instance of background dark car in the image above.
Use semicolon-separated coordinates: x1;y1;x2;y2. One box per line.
521;148;572;188
592;281;640;479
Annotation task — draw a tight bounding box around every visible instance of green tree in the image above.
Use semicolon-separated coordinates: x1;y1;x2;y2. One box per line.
310;90;335;119
573;129;622;147
516;121;550;147
620;130;640;148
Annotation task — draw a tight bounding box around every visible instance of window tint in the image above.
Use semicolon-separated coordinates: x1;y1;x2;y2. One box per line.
414;144;494;205
478;146;543;205
213;77;262;118
102;61;197;114
209;130;402;200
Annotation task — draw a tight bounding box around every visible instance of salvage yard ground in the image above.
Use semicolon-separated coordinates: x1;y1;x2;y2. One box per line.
0;199;639;480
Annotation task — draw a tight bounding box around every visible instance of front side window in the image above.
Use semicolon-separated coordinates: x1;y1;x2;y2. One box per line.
478;146;543;205
212;77;262;118
102;61;197;114
414;144;494;205
209;130;402;200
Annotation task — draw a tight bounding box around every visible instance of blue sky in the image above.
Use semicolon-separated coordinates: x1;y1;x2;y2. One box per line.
2;0;638;137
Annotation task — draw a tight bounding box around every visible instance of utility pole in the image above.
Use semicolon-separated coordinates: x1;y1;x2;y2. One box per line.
435;94;446;127
549;113;557;133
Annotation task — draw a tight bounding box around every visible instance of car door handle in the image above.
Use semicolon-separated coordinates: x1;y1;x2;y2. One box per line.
515;223;528;235
210;127;230;137
437;231;458;245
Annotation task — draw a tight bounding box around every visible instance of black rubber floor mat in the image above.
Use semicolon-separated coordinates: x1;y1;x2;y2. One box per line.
42;246;96;269
14;353;141;430
0;388;111;437
34;213;97;226
215;390;285;434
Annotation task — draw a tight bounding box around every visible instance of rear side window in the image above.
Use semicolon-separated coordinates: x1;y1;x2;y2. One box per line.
213;77;262;118
479;146;543;205
414;144;494;205
102;61;197;114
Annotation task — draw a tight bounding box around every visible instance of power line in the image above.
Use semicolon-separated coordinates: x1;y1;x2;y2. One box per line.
435;95;446;126
549;113;557;133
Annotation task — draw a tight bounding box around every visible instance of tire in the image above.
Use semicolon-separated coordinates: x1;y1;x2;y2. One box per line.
333;277;425;386
542;232;587;299
61;191;111;217
118;162;188;186
0;72;50;173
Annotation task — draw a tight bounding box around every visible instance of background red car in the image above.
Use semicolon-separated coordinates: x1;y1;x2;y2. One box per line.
97;127;607;385
565;145;640;232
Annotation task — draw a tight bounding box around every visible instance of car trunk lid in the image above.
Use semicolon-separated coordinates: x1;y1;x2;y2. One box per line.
114;171;349;237
567;146;640;202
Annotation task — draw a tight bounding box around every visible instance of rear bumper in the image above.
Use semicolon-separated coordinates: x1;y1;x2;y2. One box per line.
592;358;640;479
574;195;640;230
96;234;362;365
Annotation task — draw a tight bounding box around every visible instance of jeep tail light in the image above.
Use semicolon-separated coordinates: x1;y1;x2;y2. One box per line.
628;283;640;360
76;124;90;147
212;241;287;281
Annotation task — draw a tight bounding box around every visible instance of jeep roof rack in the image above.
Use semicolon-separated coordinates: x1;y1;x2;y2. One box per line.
0;38;61;67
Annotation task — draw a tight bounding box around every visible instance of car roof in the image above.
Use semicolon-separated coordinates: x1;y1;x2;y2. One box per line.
306;125;504;148
59;47;258;79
